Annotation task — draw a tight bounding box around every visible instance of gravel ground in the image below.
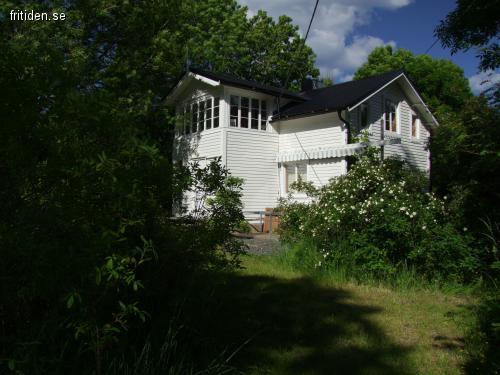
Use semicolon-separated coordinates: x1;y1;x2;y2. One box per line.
240;233;281;255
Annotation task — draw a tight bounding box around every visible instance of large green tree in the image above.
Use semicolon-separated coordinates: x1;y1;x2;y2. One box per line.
0;0;317;372
354;45;472;115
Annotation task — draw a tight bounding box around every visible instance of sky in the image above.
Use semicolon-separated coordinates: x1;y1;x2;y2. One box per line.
239;0;499;94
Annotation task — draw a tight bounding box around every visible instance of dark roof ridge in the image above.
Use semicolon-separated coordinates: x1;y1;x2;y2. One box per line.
301;69;405;94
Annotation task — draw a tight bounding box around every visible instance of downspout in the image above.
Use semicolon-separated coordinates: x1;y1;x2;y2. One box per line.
337;109;352;171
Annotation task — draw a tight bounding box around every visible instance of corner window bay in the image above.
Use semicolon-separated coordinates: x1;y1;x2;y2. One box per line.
181;96;220;134
230;95;267;131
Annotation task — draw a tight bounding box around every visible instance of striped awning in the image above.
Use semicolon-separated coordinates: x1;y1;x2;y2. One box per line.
276;138;401;163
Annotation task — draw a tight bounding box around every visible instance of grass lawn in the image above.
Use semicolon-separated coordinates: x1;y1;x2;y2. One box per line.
190;253;472;375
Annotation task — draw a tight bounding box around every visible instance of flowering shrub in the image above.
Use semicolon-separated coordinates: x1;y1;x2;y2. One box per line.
279;148;478;281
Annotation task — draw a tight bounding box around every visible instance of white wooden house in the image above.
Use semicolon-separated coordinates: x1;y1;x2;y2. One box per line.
167;69;439;216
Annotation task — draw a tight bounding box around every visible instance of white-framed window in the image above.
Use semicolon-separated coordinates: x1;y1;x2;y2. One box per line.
410;111;420;139
384;99;398;133
285;163;307;192
229;95;268;131
180;96;220;134
359;102;369;128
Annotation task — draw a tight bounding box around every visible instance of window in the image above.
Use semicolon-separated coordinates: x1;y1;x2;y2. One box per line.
261;101;267;130
360;103;368;128
251;99;259;129
213;97;220;128
198;100;205;131
384;100;398;133
411;112;420;139
182;96;221;134
230;95;238;127
228;95;268;130
285;163;307;192
241;97;249;128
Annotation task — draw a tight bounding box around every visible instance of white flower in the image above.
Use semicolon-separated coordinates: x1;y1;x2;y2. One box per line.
422;225;426;230
463;227;468;232
381;209;384;212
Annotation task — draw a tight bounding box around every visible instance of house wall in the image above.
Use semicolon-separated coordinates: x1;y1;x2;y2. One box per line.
225;128;280;213
275;113;347;199
350;81;430;172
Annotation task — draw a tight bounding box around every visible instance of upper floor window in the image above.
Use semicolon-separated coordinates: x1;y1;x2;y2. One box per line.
384;100;398;133
181;96;220;135
359;103;368;128
230;95;268;131
411;112;420;139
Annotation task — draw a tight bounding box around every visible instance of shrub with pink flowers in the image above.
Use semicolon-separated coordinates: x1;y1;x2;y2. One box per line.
279;148;478;282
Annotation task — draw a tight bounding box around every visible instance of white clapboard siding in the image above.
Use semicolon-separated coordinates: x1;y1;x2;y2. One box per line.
226;128;279;212
185;129;223;160
308;157;346;186
362;83;430;172
278;113;346;153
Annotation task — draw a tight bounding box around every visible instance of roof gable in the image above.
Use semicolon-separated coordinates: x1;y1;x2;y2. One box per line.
273;70;404;120
273;70;438;128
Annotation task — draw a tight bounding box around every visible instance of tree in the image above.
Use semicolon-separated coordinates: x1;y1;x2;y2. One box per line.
1;0;318;372
354;45;472;115
435;0;500;72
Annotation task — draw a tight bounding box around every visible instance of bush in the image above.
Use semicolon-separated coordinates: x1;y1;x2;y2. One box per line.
279;148;478;282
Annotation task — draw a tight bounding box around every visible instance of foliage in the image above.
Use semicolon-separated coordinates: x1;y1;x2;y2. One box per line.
354;45;472;114
0;0;316;372
183;3;319;89
430;96;500;241
279;148;478;282
435;0;500;72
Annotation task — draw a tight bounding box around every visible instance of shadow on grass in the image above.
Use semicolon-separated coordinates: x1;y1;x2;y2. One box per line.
187;270;414;375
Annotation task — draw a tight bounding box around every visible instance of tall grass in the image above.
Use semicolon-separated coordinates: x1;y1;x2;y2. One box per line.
270;240;473;293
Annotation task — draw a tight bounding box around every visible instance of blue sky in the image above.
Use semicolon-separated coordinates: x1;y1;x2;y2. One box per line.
240;0;499;94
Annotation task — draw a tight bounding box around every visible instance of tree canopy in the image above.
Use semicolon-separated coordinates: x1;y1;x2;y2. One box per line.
354;45;472;115
435;0;500;72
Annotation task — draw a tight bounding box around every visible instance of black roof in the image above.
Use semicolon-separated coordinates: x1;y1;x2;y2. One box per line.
274;69;405;120
188;68;306;101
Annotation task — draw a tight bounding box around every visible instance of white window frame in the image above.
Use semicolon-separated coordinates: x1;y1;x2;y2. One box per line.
284;163;308;193
229;94;268;131
410;110;420;139
384;99;399;134
180;96;220;135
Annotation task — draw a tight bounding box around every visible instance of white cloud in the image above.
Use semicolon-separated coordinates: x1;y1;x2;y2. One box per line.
239;0;410;82
468;70;500;94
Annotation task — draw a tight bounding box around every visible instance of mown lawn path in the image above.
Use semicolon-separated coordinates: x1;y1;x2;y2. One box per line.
195;254;470;375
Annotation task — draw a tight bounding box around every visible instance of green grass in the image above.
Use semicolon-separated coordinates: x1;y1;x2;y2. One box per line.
188;252;474;375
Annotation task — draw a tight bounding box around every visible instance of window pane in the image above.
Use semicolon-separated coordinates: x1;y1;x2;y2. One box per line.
199;101;205;131
297;164;307;182
214;106;219;117
261;101;267;130
285;165;295;192
214;97;220;106
250;99;259;129
384;101;391;131
213;117;219;128
411;114;418;137
230;95;239;127
241;97;249;128
391;104;397;132
206;99;212;130
360;103;368;128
